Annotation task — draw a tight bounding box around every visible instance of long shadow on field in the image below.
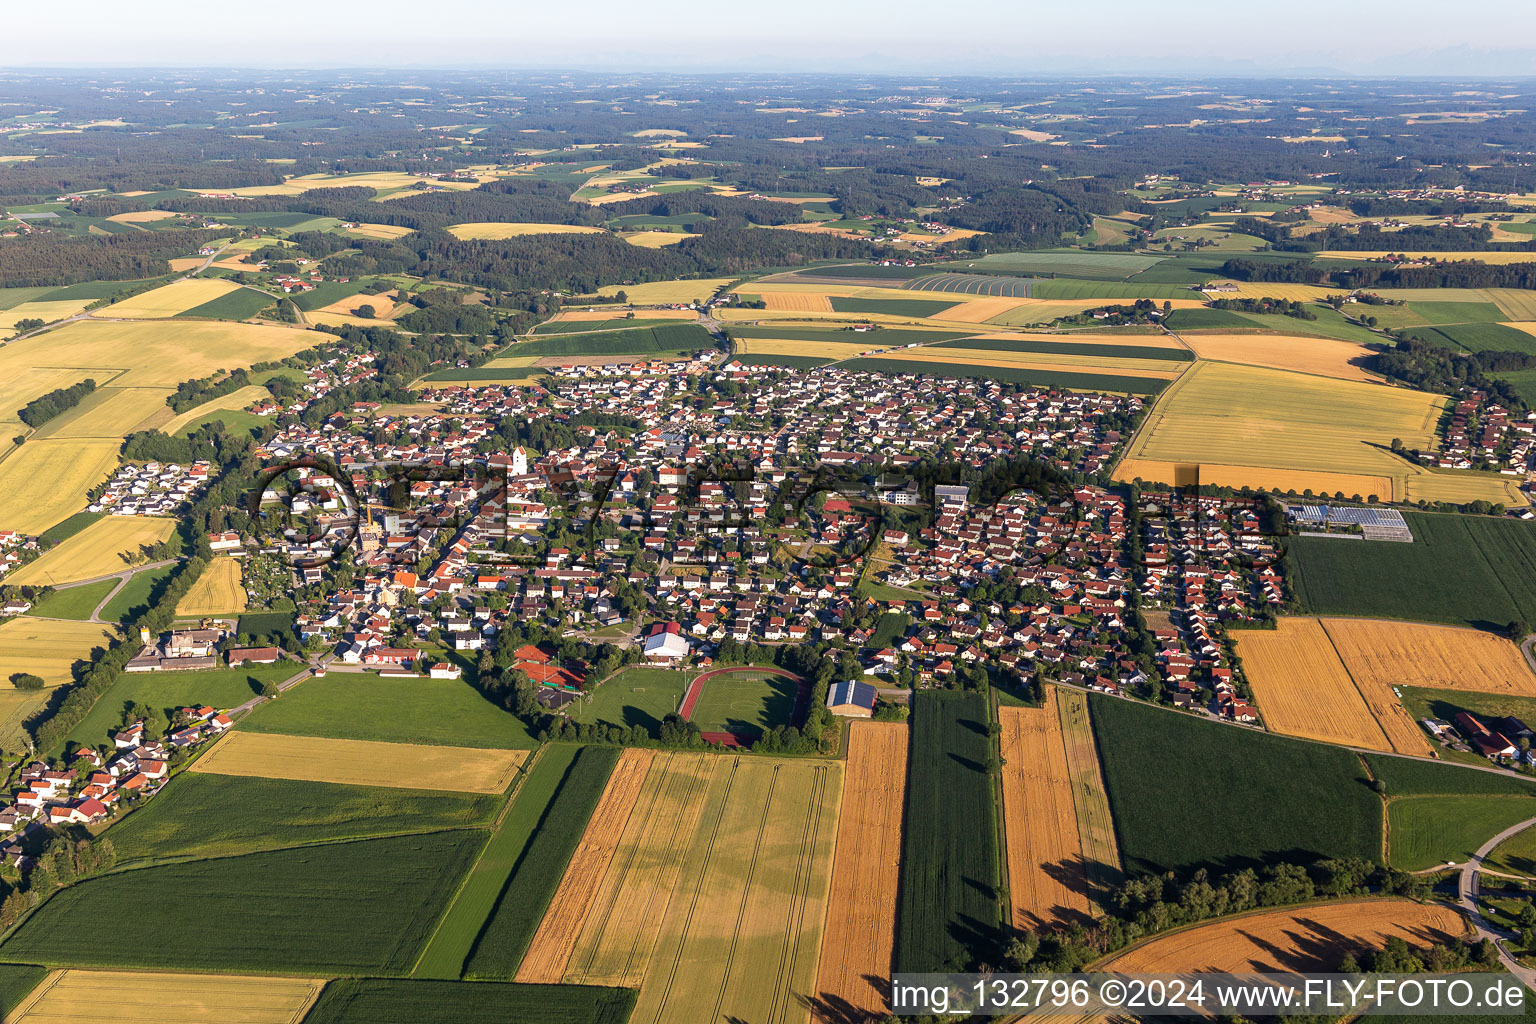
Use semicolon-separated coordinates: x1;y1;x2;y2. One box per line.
1039;856;1098;924
947;752;987;774
795;984;892;1024
955;714;989;737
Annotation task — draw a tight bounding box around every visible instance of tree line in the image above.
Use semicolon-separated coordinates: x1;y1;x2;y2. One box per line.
17;379;95;428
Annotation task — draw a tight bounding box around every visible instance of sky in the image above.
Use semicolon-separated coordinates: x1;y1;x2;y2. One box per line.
16;0;1536;76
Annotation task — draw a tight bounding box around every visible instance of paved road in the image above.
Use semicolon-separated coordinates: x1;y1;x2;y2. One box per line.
228;653;336;717
1458;815;1536;991
24;558;180;625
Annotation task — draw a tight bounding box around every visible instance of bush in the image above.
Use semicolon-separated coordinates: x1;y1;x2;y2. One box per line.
10;674;44;691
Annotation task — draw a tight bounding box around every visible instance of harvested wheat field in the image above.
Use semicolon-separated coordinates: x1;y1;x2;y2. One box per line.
516;748;656;983
1097;899;1466;974
929;297;1021;323
734;338;883;360
2;299;91;330
94;279;241;319
622;230;698;247
1119;361;1447;502
192;733;528;793
316;293;396;319
160;385;272;435
0;320;314;388
1323;618;1536;695
105;209;178;224
552;309;698;322
33;387;175;439
1179;332;1379;382
0;618;115;686
344;222;416;240
176;557;248;616
3;968;325;1024
815;721;907;1020
8;516;175;587
1000;696;1092;930
1237;618;1427;755
0;367;108;425
561;753;842;1024
446;222;606;241
1113;458;1393;502
0;438;121;534
595;278;735;304
762;292;834;312
1056;688;1121;890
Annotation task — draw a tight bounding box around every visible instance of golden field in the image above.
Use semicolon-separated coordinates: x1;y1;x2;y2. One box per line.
105;209;178;224
595;277;735;304
8;516;175;587
1219;282;1340;303
315;293;396;319
761;291;834;312
223;171;482;198
1324;618;1536;695
1178;332;1379;382
0;618;115;686
999;697;1093;931
2;299;90;330
0;319;315;388
551;309;698;322
1096;900;1465;974
192;733;528;794
517;748;656;983
95;278;241;319
1056;687;1121;891
1115;457;1394;501
1237;617;1430;756
1320;250;1536;265
0;439;122;534
446;222;606;240
930;297;1020;323
159;385;273;435
984;300;1127;327
3;969;325;1024
558;753;841;1024
816;722;907;1020
176;557;248;616
881;346;1186;379
33;387;174;439
343;222;416;240
1485;289;1536;321
1402;467;1528;505
0;367;109;425
1119;361;1447;502
734;338;884;360
622;230;698;247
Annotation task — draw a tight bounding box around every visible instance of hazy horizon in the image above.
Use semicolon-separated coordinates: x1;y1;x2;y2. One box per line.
14;0;1536;78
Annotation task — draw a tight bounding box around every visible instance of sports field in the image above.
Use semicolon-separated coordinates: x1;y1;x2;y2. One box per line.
685;667;801;743
95;278;242;319
4;969;325;1024
176;557;248;616
815;721;907;1020
999;695;1092;930
557;753;841;1024
1237;617;1430;756
160;385;272;435
447;222;606;240
1177;332;1379;382
1119;361;1447;501
1096;899;1466;973
7;515;174;586
192;732;528;793
0;438;121;533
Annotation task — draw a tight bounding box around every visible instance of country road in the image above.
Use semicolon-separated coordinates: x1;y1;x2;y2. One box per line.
23;558;181;625
1459;815;1536;991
